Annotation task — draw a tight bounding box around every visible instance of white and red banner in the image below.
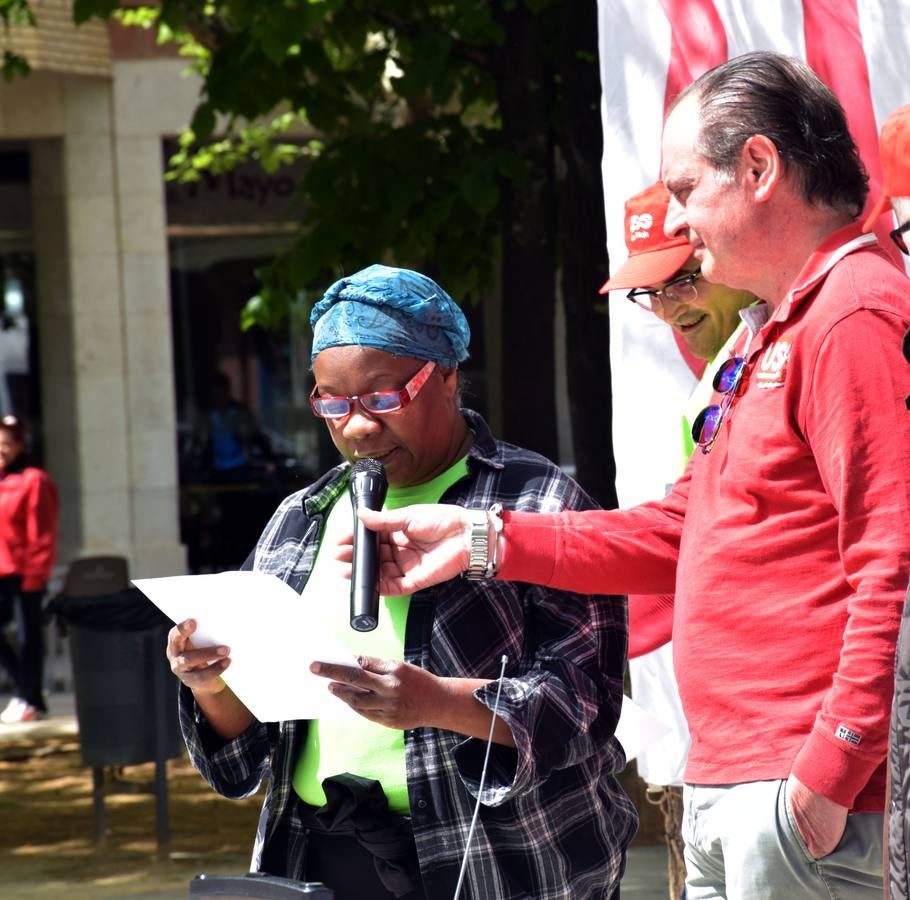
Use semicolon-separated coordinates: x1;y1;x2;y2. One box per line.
597;0;910;785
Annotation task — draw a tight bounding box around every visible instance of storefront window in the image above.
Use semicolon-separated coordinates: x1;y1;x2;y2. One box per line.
165;143;325;571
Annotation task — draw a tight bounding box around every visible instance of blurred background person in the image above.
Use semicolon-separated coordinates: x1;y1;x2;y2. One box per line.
182;371;278;572
189;370;273;486
600;180;754;900
0;414;59;724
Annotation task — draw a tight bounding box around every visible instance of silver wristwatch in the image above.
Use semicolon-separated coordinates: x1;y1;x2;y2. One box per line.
464;503;504;581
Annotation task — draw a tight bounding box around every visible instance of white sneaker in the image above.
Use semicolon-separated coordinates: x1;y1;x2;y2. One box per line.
13;703;46;723
0;697;25;724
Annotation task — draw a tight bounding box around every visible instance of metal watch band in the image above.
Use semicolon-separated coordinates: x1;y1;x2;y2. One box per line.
464;509;490;580
464;504;504;581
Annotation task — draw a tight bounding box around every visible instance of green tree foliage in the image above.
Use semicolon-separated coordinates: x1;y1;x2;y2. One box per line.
78;0;521;321
1;0;36;80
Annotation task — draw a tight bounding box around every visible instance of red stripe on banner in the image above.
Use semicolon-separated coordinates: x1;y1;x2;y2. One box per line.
802;0;904;266
659;0;727;378
660;0;728;110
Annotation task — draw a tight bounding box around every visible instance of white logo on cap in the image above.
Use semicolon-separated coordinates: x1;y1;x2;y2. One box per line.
629;213;653;242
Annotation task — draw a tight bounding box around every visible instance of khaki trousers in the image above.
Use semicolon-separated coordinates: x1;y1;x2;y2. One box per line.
683;780;882;899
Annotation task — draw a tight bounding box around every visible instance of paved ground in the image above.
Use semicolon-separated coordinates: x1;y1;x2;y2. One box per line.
0;693;667;900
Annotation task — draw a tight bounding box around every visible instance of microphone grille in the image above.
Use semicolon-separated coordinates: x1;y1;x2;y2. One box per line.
351;457;385;477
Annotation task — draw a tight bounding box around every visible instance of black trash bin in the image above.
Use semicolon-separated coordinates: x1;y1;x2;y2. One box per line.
49;587;181;849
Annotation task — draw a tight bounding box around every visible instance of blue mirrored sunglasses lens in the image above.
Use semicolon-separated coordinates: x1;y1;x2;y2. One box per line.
693;404;722;446
314;398;351;417
714;357;744;393
360;392;402;413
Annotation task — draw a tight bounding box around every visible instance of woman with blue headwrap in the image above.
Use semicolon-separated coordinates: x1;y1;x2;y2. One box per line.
168;265;636;899
304;265;473;488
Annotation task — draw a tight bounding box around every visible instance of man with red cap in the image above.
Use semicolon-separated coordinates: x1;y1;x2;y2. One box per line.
866;103;910;900
600;181;753;366
601;180;754;899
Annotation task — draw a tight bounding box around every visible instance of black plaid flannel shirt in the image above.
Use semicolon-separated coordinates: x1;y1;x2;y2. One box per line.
179;409;637;899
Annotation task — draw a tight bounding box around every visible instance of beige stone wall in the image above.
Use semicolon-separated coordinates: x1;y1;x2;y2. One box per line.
111;59;199;576
2;0;110;77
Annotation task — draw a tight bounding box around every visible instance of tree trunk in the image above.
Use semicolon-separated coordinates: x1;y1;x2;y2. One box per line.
558;0;618;509
494;3;559;462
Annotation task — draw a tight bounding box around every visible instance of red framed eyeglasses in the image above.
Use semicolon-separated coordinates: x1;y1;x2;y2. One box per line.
309;360;437;420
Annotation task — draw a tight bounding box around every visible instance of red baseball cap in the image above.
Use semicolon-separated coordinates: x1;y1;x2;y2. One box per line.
599;181;693;294
863;104;910;233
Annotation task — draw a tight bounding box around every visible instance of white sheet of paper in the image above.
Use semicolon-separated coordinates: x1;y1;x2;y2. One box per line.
615;694;673;762
133;570;361;723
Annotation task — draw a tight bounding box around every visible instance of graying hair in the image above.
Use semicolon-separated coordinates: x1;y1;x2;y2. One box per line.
673;52;868;219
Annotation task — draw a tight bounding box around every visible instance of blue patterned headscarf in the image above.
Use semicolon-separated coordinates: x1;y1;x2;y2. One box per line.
309;265;471;367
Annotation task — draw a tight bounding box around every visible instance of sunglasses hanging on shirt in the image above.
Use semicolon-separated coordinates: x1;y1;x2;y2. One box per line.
691;356;748;453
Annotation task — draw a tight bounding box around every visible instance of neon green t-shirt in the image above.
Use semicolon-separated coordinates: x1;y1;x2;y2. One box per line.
292;456;469;815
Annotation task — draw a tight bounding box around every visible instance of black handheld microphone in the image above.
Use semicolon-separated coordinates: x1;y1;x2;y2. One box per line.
349;457;388;632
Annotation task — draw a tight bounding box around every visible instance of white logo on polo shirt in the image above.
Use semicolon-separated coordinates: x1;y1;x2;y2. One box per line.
756;339;791;389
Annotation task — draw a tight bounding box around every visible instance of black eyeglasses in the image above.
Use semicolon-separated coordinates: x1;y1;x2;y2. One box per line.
891;220;910;256
627;268;701;312
691;356;748;453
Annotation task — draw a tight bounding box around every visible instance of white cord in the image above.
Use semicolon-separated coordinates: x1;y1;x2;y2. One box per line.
452;654;509;900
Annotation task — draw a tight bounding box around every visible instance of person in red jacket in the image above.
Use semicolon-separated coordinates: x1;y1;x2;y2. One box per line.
0;415;59;724
350;53;910;899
